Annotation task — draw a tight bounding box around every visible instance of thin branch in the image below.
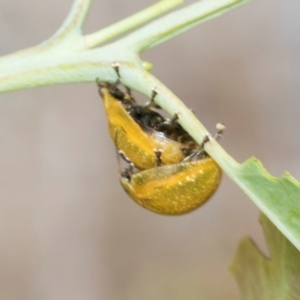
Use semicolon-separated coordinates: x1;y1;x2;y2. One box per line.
84;0;183;49
0;0;250;92
50;0;93;41
112;0;249;52
0;0;94;76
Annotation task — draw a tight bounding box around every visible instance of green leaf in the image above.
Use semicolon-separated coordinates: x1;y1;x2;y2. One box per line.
234;158;300;247
230;214;300;300
201;138;300;251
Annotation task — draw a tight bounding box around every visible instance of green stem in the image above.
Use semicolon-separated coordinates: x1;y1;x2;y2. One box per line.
85;0;183;48
113;0;249;52
0;0;247;94
52;0;93;38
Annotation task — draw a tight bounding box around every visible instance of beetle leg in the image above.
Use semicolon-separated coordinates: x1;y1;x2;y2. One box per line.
112;62;130;93
170;113;179;124
112;62;121;78
121;169;132;182
107;63;123;99
153;148;163;166
114;129;133;166
181;145;192;156
200;135;210;148
111;62;135;103
182;135;210;161
182;151;196;162
118;150;135;182
123;85;135;103
144;88;160;108
96;78;111;97
214;123;226;141
96;77;108;88
118;150;135;169
164;112;179;125
182;123;226;161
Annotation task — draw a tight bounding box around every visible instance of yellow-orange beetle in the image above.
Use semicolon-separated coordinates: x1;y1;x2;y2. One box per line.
120;156;222;215
97;63;223;215
98;81;198;170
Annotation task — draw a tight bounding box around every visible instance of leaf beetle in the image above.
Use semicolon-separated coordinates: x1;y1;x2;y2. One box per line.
97;64;199;170
119;133;223;215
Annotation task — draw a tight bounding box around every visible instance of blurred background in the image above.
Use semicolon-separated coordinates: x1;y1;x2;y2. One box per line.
0;0;299;299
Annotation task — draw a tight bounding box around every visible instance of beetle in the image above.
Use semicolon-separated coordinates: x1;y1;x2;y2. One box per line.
119;148;222;215
97;67;199;170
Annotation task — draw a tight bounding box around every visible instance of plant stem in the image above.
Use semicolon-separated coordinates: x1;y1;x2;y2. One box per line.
53;0;93;38
85;0;183;48
0;0;248;94
114;0;249;52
